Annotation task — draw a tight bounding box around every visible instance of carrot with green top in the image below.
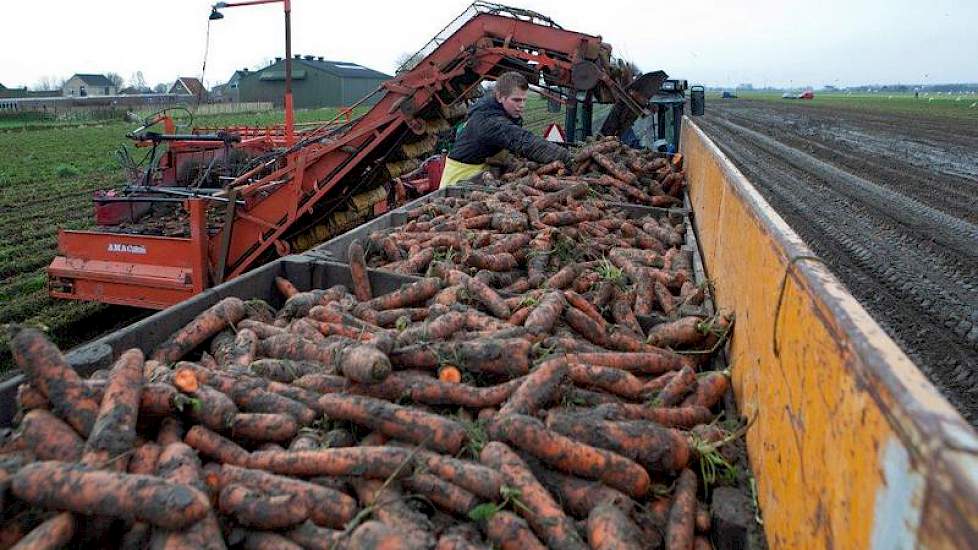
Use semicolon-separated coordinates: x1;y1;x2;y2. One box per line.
152;297;247;363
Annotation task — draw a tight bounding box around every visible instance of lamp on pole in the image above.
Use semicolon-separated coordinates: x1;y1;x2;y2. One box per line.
210;0;294;147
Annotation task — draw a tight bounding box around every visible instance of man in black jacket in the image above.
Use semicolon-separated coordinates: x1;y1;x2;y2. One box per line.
439;71;570;187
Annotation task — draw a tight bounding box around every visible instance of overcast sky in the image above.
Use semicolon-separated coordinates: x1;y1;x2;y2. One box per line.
1;0;975;90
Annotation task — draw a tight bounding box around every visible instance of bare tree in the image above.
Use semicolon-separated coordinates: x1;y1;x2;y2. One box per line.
153;83;169;94
129;71;147;91
32;75;65;91
394;51;423;74
106;72;125;88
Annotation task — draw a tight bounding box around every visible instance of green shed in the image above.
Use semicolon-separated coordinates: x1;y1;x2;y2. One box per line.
236;55;390;108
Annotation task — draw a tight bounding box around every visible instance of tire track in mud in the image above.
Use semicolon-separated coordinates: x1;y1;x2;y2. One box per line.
696;115;978;426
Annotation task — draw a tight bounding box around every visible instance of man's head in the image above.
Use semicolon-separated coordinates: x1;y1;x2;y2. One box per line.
494;72;529;119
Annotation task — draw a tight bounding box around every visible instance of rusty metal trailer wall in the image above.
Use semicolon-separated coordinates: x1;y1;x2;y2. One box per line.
681;118;978;548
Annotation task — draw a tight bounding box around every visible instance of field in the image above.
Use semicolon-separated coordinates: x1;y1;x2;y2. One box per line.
727;89;978;120
0;94;591;373
696;93;978;425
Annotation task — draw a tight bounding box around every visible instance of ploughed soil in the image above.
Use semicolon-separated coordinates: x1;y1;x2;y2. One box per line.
696;98;978;426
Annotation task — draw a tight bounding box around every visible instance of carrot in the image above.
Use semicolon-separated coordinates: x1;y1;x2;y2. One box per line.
365;277;442;311
257;333;336;364
277;286;349;323
249;358;329;383
152;297;247;363
275;276;300;299
228;328;259;367
346;520;431;550
527;461;629;519
563;290;605;325
283;521;341;550
499;357;568;416
545;409;691;471
488;414;649;498
694;535;714;550
654;281;676;316
171;365;199;394
210;330;237;365
604;403;713;429
184;384;238;432
479;442;586;550
232;383;317;425
655;365;697;406
439;365;462;384
682;371;730;409
566;350;691;375
149;442;225;550
463;309;512;332
10;512;75;550
231;413;299;443
18;410;83;462
466;250;518;272
646;316;707;349
587;501;644;550
292;373;350;394
453;270;511;318
665;469;697;550
387;444;504;500
83;348;144;469
247;447;415;478
696;504;711;533
432;284;465;307
317;394;466;454
350;478;435;544
397;310;467;347
348;239;373;301
545;264;578;290
16;383;49;411
339;344;392;383
237;319;287;339
389;339;531;377
8;326;101;437
436;533;484;550
288;432;321;451
612;290;644;337
10;461;210;530
523;291;566;334
184;425;251;466
218;464;357;528
219;483;309;530
402;473;479;516
128;442;162;475
567;363;648;400
482;510;546;550
563;306;610;347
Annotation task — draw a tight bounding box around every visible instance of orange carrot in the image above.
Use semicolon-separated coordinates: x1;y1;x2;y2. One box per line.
565;350;691;375
646;316;707;349
488;414;650;498
402;473;479;516
83;348;144;469
247;446;415;479
149;442;225;549
19;409;84;462
152;297;247;363
338;344;392;383
275;276;300;299
604;403;713;429
232;413;299;443
8;326;101;437
479;442;586;550
587;501;645;550
184;384;238;432
10;512;75;550
528;462;629;519
564;290;605;325
682;371;730;409
666;469;697;550
439;366;462;384
523;291;566;334
656;365;697;406
219;483;310;529
365;277;442;311
389;339;531;377
184;425;251;466
10;461;211;530
171;365;199;394
567;363;648;400
499;357;568;416
484;510;546;550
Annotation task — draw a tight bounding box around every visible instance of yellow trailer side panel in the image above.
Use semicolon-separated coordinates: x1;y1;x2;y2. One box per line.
681;118;978;549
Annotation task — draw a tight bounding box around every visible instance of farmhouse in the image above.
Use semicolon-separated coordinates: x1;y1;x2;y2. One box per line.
168;77;207;101
63;74;117;97
234;55;390;108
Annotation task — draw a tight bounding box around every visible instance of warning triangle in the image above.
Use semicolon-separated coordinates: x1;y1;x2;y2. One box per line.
543;123;566;143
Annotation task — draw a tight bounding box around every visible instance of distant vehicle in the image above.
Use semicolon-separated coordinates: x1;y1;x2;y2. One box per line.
721;91;738;98
782;90;815;100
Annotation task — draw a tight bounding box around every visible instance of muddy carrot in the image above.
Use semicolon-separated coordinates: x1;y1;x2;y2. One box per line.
604;403;713;430
184;425;251;466
83;348;144;468
488;414;650;498
127;442;162;475
646;316;707;349
611;290;644;337
346;521;430;550
184;384;238;432
528;462;630;519
10;461;210;530
566;351;691;375
231;384;317;425
567;363;647;400
455;271;511;318
484;510;546;550
466;251;518;272
350;477;435;544
19;409;84;462
284;521;342;550
682;371;730;409
247;447;414;479
152;297;246;363
564;290;605;325
564;306;610;347
338;344;392;383
402;473;479;516
545;264;578;290
250;358;328;383
349;239;373;301
318;394;466;454
8;325;101;436
292;373;350;394
10;512;75;550
149;442;226;550
365;277;442;311
523;291;566;334
360;372;521;409
219;483;309;530
696;504;711;533
587;501;644;550
499;357;568;416
275;276;300;299
231;413;299;443
479;442;586;550
390;339;531;377
654;281;676;316
238;319;287;339
397;310;467;347
277;286;349;323
655;366;697;406
157;417;185;446
218;464;357;528
666;469;697;550
386;444;504;500
545;410;691;471
228;328;258;368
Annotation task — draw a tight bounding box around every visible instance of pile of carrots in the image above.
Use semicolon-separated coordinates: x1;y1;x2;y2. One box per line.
0;137;744;549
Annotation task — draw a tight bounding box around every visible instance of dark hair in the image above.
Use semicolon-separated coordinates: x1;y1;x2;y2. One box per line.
495;72;529;98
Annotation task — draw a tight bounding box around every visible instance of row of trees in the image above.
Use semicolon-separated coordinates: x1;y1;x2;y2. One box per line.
31;71;170;93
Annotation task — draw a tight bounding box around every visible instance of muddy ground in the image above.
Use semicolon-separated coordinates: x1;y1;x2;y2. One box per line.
696;98;978;425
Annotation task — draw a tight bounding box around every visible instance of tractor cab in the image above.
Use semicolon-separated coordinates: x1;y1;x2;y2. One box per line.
630;79;699;153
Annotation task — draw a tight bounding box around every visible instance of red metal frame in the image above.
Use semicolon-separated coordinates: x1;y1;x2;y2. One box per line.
49;6;632;309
